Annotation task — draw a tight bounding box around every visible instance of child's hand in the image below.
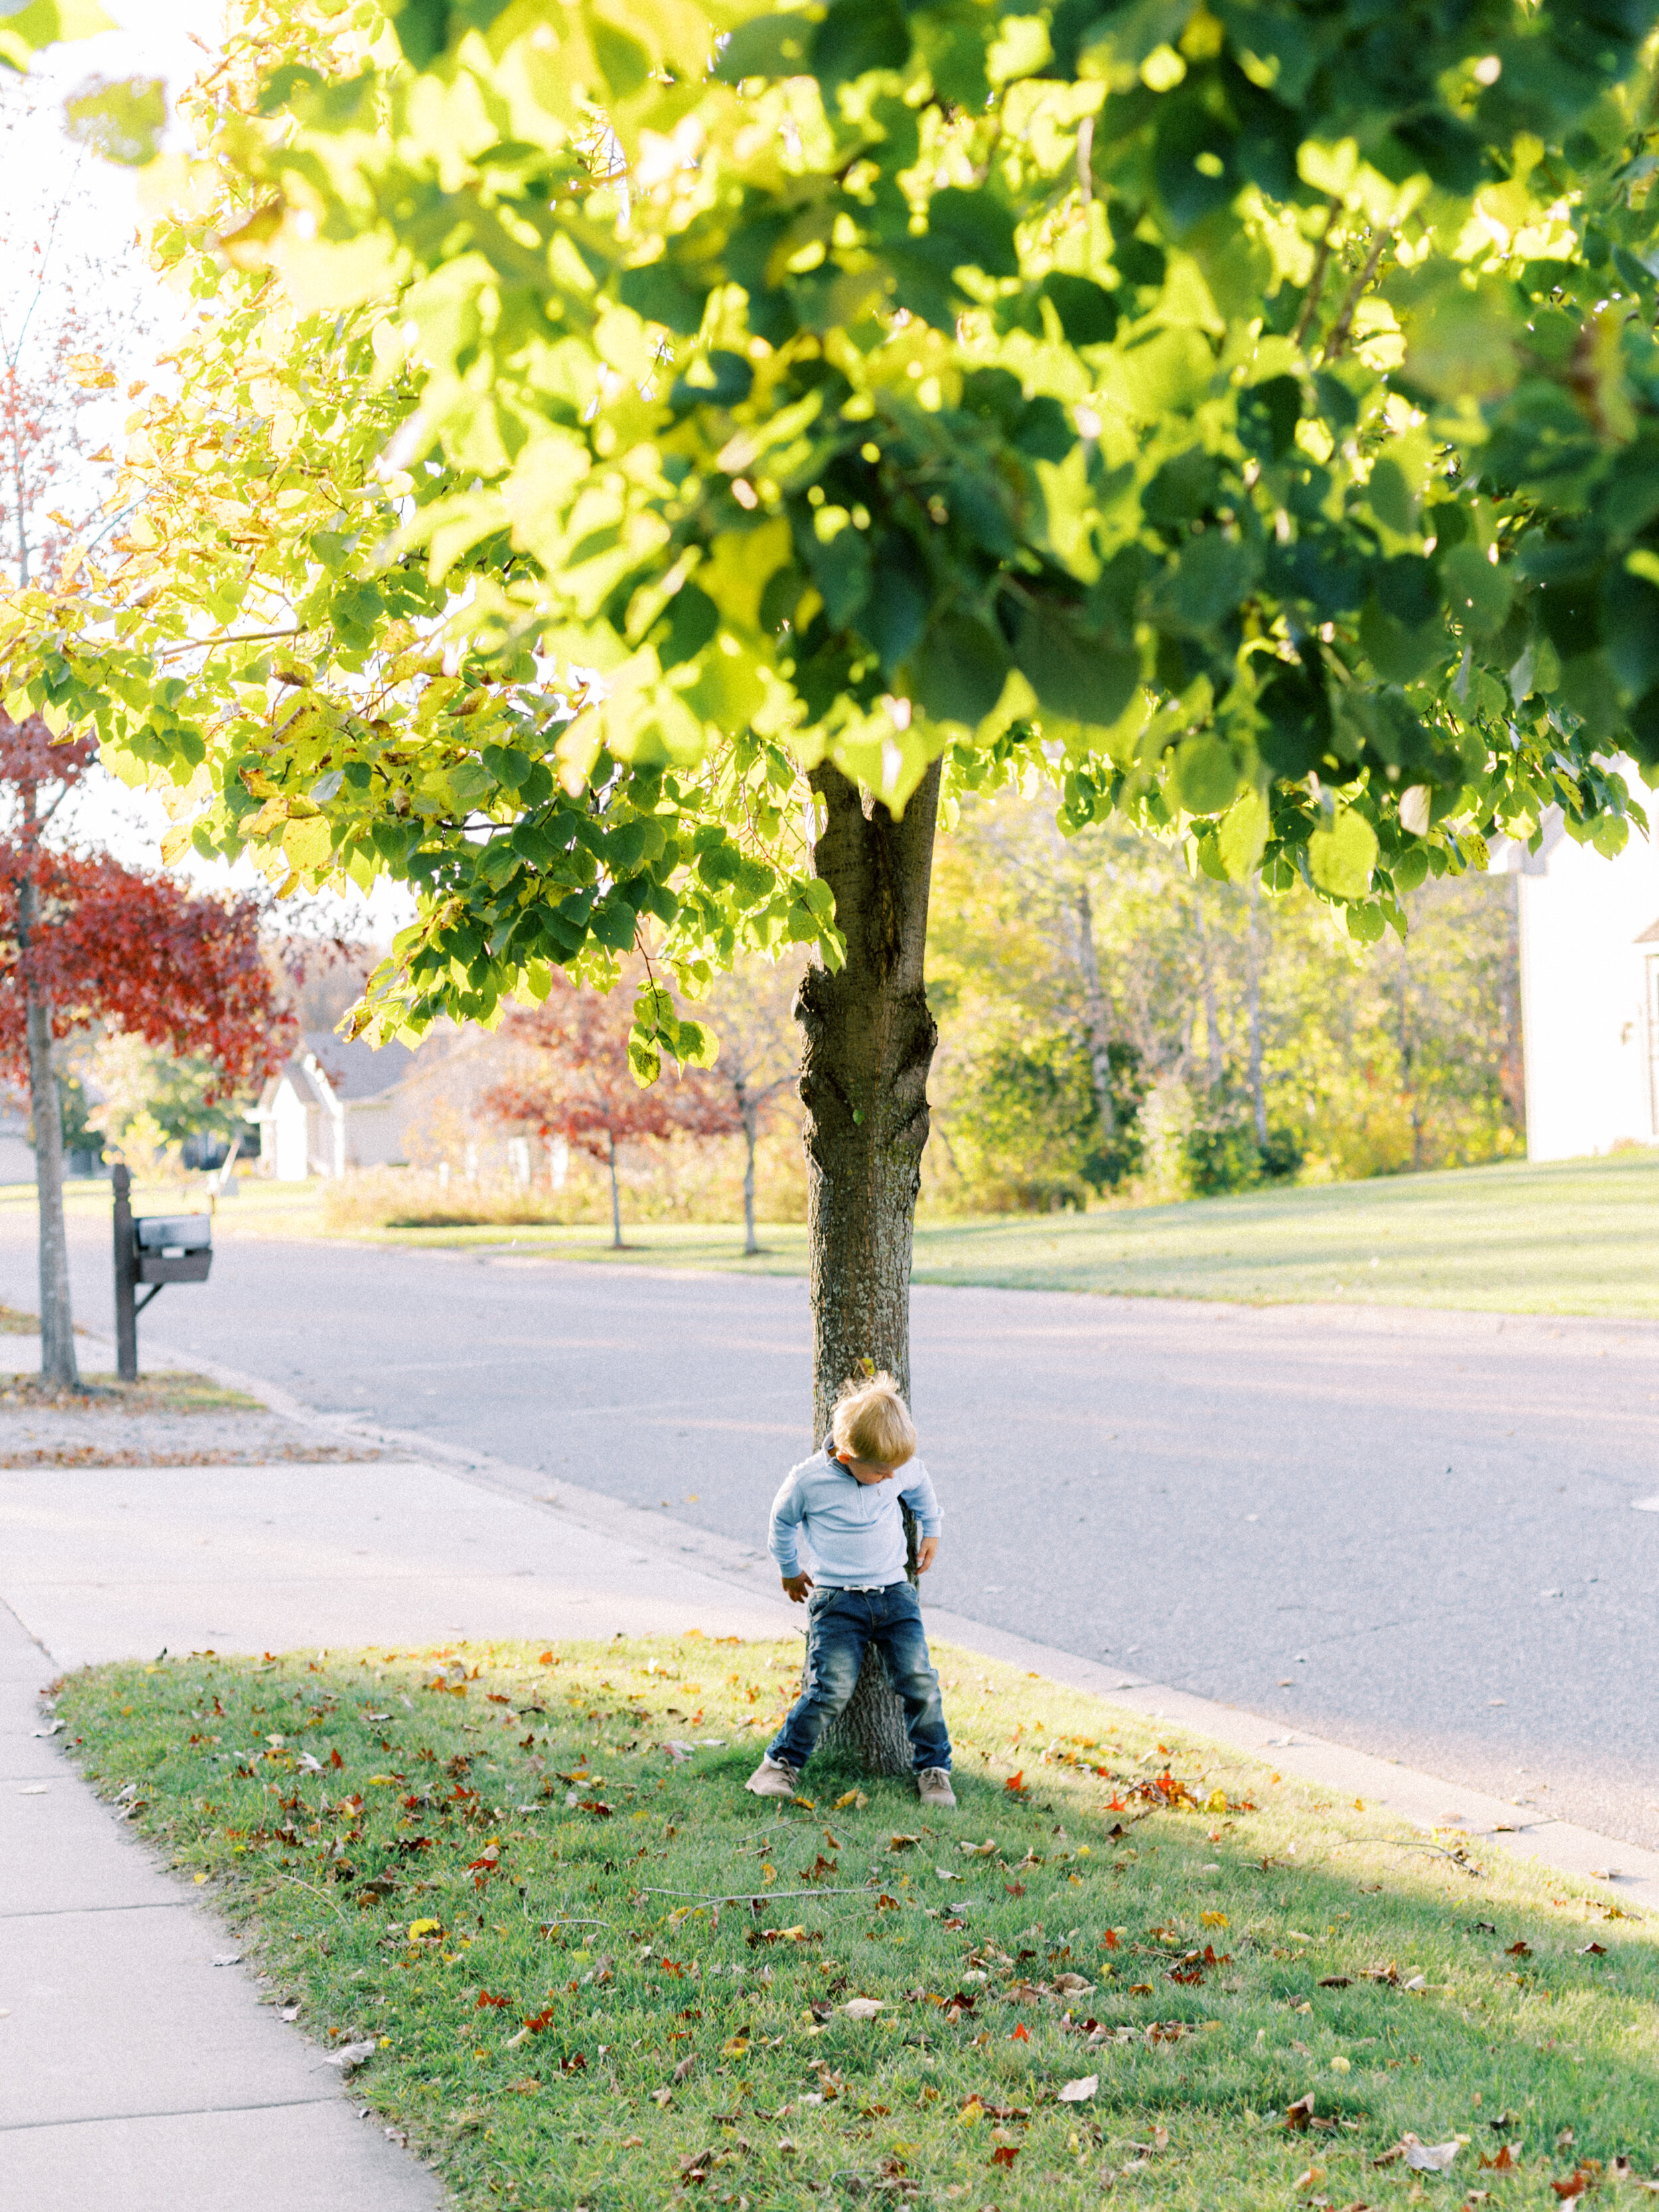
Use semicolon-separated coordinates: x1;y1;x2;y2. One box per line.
916;1537;938;1575
782;1572;814;1603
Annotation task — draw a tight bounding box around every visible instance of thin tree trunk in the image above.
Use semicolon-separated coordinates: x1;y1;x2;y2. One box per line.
607;1132;622;1248
1196;897;1224;1091
1072;882;1116;1139
20;877;76;1388
796;760;941;1777
1396;942;1422;1171
1246;879;1267;1146
741;1096;759;1256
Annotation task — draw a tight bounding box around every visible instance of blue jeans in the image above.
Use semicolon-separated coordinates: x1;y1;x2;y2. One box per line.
768;1582;951;1775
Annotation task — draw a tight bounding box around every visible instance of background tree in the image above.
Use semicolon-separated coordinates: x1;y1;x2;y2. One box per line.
486;976;738;1248
11;0;1659;1746
699;960;802;1256
0;711;289;1384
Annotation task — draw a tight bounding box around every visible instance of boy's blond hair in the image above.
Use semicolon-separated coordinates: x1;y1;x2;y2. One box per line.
830;1370;916;1467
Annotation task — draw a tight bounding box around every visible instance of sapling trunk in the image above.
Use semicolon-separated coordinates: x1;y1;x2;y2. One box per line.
607;1132;622;1249
20;877;76;1388
741;1100;759;1257
796;761;941;1775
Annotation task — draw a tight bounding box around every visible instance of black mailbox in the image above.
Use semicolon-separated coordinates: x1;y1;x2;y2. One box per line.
111;1166;214;1382
135;1215;213;1286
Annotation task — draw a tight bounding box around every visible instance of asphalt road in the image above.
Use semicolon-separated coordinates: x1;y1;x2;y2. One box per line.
13;1209;1658;1851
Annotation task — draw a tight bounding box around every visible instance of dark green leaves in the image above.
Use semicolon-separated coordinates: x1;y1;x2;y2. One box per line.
910;610;1011;727
922;188;1020;281
1041;275;1119;347
1013;601;1139;729
386;0;449;68
812;0;910;84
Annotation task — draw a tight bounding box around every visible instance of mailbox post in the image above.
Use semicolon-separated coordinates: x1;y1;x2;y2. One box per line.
111;1163;213;1384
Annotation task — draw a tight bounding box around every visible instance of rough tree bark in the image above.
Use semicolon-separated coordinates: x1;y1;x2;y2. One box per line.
794;759;941;1776
19;875;77;1388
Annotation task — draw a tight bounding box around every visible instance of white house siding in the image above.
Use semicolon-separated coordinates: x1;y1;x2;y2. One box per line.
1517;817;1659;1161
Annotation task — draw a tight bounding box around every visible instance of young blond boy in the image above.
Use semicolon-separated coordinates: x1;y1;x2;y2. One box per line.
746;1372;955;1810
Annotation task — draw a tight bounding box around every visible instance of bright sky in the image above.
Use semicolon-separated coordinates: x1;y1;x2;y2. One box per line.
5;1;418;948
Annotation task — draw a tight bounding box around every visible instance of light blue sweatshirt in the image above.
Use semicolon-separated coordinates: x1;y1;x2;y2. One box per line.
766;1445;943;1587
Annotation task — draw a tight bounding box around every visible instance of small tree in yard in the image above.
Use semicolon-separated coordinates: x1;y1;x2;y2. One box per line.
0;712;288;1387
702;962;802;1256
487;979;737;1250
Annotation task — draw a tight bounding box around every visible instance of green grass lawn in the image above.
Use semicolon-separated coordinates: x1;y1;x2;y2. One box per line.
24;1149;1659;1315
299;1152;1659;1319
56;1635;1659;2210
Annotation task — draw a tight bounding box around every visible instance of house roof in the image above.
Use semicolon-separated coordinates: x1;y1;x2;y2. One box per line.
303;1031;418;1103
1635;917;1659;945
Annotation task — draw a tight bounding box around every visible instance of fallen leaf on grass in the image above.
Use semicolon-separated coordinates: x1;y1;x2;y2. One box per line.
1578;1942;1608;1956
1011;2024;1029;2043
1286;2095;1316;2132
1058;2077;1098;2103
650;2088;673;2108
1506;1942;1532;1958
1293;2168;1326;2193
834;1791;869;1810
319;2039;378;2074
1402;2136;1465;2172
1552;2172;1595;2201
991;2146;1020;2169
407;1919;443;1941
844;1999;885;2020
1480;2145;1520;2172
889;1834;919;1852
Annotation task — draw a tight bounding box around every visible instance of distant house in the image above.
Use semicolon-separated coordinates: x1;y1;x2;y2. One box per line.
253;1031;418;1180
1515;812;1659;1160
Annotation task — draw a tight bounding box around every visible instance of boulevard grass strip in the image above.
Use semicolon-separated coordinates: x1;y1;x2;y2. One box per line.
56;1639;1659;2211
273;1151;1659;1321
0;1370;263;1413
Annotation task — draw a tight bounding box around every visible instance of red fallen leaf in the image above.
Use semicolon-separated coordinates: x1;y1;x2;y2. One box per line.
560;2052;587;2075
1286;2094;1317;2132
1480;2146;1518;2172
475;1990;510;2010
1102;1931;1120;1950
1551;2172;1592;2201
330;1749;344;1770
1011;2024;1030;2043
522;2008;555;2033
577;1799;613;1818
487;1693;512;1705
991;2147;1020;2169
1506;1941;1532;1958
876;1894;901;1911
1005;1772;1027;1795
1577;1942;1607;1956
1005;1881;1027;1898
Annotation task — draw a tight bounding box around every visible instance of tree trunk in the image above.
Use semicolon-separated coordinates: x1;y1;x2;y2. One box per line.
1396;943;1422;1171
1072;882;1116;1139
740;1098;759;1256
607;1133;622;1248
20;879;77;1389
1196;896;1224;1091
1246;879;1267;1146
796;760;941;1777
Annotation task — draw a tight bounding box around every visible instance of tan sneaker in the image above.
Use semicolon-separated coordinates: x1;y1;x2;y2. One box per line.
917;1767;957;1810
745;1753;801;1799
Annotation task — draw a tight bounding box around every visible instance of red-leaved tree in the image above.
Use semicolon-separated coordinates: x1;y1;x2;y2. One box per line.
487;976;738;1250
0;713;291;1386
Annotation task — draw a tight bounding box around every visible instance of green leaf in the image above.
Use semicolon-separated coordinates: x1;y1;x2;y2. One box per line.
1013;603;1137;727
812;0;910;86
385;0;448;70
1041;274;1118;346
715;12;815;83
923;188;1020;282
1173;734;1242;816
1308;807;1378;901
62;73;164;164
1439;544;1512;638
1218;788;1269;881
910;611;1011;729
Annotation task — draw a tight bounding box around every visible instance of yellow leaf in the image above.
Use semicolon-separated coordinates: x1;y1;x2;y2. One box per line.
408;1918;443;1940
1201;1911;1229;1929
281;814;334;872
760;1862;776;1884
65;350;117;391
1307;806;1378;901
834;1789;869;1810
159;821;192;867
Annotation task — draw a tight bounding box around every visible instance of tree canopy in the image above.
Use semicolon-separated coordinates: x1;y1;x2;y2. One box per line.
5;0;1659;1072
